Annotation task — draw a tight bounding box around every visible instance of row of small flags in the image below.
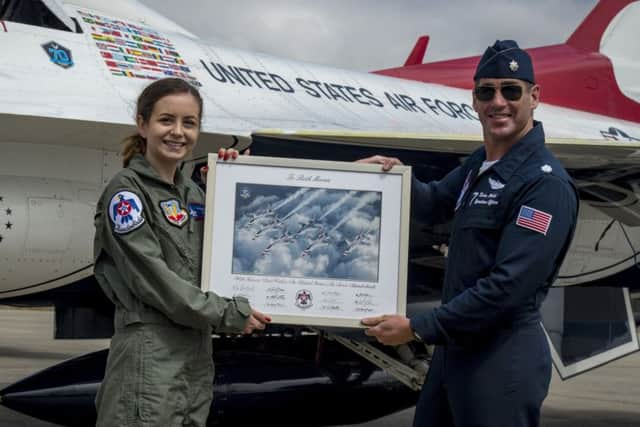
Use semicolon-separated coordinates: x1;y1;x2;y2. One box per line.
77;9;200;86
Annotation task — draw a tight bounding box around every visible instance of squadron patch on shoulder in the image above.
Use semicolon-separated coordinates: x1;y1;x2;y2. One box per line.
160;199;189;227
108;191;145;234
188;203;205;221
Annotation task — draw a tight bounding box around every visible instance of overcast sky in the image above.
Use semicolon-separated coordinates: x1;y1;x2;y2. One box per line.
139;0;598;71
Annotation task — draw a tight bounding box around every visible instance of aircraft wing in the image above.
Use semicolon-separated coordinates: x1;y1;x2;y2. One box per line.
253;129;640;168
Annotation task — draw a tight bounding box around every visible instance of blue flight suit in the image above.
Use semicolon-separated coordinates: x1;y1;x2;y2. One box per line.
409;122;578;426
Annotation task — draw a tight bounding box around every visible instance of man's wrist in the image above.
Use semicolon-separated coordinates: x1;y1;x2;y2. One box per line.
409;321;423;342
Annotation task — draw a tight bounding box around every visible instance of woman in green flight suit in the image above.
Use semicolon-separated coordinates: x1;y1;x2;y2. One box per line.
93;77;270;427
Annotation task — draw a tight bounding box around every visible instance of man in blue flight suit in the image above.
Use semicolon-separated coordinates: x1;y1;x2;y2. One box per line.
359;40;579;426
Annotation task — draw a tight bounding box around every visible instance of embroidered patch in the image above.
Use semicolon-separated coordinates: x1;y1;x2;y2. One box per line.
455;170;474;211
516;205;552;235
541;164;552;173
160;199;189;227
188;203;205;220
108;191;144;234
469;191;499;206
489;177;505;190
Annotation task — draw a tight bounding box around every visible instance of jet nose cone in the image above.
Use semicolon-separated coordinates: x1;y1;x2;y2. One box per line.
1;383;99;426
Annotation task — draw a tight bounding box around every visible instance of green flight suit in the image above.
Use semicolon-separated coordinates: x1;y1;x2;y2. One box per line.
93;154;250;427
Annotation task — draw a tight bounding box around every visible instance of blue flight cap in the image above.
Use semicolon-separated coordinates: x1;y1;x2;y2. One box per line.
473;40;535;84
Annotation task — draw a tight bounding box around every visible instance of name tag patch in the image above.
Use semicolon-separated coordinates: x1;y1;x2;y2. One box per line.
188;203;205;220
469;191;499;207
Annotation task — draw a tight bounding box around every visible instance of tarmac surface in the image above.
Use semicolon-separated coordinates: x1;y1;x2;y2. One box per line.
1;306;639;426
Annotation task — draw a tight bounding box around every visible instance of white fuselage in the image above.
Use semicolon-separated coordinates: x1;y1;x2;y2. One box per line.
1;2;640;299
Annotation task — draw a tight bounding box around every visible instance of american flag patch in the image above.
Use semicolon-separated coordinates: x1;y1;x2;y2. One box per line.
516;205;552;235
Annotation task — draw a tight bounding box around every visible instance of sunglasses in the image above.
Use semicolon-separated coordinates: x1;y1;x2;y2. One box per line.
474;85;525;102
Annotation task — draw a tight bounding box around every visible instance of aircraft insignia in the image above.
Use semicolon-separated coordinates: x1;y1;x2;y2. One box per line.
160;199;189;227
600;127;640;142
41;41;73;69
295;289;313;309
509;60;519;72
188;203;205;221
108;191;144;234
0;196;10;244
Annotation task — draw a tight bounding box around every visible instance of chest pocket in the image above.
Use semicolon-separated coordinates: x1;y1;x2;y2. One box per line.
156;225;196;281
452;207;506;284
459;212;503;230
147;202;196;283
459;183;509;230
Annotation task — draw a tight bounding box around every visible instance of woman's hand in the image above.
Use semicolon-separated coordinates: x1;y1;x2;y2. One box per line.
242;309;272;334
217;148;240;161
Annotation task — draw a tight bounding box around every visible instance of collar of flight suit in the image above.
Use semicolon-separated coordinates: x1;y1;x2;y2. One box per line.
128;153;188;188
481;121;546;182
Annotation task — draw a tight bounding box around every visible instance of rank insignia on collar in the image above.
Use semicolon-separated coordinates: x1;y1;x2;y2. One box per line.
108;191;145;234
509;60;519;72
160;199;189;227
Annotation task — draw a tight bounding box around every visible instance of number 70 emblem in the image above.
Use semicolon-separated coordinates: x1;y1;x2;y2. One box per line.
41;41;74;69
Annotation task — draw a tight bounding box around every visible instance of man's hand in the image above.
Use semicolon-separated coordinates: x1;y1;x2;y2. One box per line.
201;148;251;182
361;314;414;346
355;155;403;172
242;309;271;334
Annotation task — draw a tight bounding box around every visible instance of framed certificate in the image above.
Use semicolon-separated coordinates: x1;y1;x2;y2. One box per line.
201;154;411;328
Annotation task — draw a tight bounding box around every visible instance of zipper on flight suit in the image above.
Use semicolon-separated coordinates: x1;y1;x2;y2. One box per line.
445;165;480;291
184;186;195;234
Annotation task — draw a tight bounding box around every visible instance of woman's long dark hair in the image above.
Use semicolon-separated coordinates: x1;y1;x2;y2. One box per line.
121;78;203;167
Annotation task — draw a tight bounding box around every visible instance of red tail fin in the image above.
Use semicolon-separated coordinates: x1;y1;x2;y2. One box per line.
567;0;635;51
404;36;429;66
